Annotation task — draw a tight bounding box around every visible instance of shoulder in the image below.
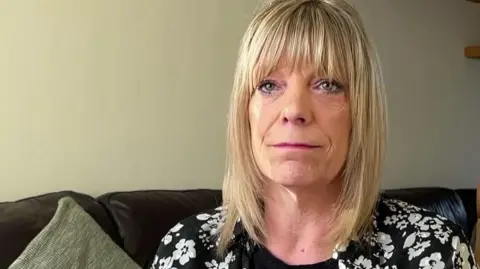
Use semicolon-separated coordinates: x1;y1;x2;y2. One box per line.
161;206;227;249
375;197;462;239
376;197;456;231
150;206;228;269
371;197;476;268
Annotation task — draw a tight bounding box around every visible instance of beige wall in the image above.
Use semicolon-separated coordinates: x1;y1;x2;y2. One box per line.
1;1;479;201
0;0;261;201
349;0;480;189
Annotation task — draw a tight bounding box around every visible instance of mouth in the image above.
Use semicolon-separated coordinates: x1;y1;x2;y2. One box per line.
272;142;322;149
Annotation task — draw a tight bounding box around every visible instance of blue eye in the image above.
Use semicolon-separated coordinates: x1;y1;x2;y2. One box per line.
256;80;278;94
315;79;344;93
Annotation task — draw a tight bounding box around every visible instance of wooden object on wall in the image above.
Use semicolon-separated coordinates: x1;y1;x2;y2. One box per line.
464;0;479;57
465;46;480;59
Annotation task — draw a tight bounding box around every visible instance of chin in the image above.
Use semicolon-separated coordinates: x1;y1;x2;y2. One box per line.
269;161;321;188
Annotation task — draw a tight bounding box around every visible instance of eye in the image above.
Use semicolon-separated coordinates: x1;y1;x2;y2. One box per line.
315;79;344;93
256;80;279;94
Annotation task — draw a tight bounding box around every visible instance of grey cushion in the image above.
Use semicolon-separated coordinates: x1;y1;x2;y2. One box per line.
8;196;141;269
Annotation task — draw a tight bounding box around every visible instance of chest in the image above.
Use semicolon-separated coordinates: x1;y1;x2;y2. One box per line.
198;245;409;269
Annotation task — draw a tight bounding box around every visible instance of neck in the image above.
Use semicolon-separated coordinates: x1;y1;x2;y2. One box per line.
262;180;341;265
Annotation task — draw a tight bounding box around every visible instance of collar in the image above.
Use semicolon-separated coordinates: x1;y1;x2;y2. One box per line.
226;218;377;261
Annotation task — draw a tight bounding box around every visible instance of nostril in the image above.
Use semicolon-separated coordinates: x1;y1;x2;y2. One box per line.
283;116;306;125
296;117;306;124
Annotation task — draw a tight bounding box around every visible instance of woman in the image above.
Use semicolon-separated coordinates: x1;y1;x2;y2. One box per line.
151;0;476;268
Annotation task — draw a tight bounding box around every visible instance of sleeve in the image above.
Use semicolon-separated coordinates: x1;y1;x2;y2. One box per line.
449;229;477;269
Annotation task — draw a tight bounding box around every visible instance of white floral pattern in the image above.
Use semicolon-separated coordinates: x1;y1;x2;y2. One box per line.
157;256;174;269
419;253;445;269
452;235;474;269
150;198;478;269
172;239;196;265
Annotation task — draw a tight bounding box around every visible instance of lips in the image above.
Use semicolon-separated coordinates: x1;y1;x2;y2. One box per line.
272;142;321;149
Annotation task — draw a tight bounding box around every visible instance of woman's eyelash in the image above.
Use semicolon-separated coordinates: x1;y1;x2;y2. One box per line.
255;78;344;95
256;80;278;94
315;79;344;93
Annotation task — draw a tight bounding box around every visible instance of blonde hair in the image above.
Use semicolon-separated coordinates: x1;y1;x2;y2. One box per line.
219;0;387;254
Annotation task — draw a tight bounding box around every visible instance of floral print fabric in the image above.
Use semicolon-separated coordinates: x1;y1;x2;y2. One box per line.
150;198;477;269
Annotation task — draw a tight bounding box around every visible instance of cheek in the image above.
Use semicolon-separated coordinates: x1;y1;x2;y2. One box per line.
248;96;270;143
248;98;261;153
248;96;273;172
339;107;351;142
326;105;351;155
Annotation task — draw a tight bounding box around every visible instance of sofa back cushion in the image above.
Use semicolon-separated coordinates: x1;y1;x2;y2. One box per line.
455;188;478;237
98;189;222;268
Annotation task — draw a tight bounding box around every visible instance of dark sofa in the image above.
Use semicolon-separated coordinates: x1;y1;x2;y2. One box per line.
0;187;476;268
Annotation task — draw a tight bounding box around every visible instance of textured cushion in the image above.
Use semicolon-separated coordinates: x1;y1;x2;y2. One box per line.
8;197;141;269
0;191;121;269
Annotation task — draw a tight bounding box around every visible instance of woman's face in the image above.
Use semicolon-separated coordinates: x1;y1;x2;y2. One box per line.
249;63;350;188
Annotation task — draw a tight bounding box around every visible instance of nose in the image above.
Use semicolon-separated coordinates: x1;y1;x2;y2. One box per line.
281;89;313;126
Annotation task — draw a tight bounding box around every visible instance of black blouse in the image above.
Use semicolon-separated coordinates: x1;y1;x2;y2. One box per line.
252;245;338;269
150;198;477;269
